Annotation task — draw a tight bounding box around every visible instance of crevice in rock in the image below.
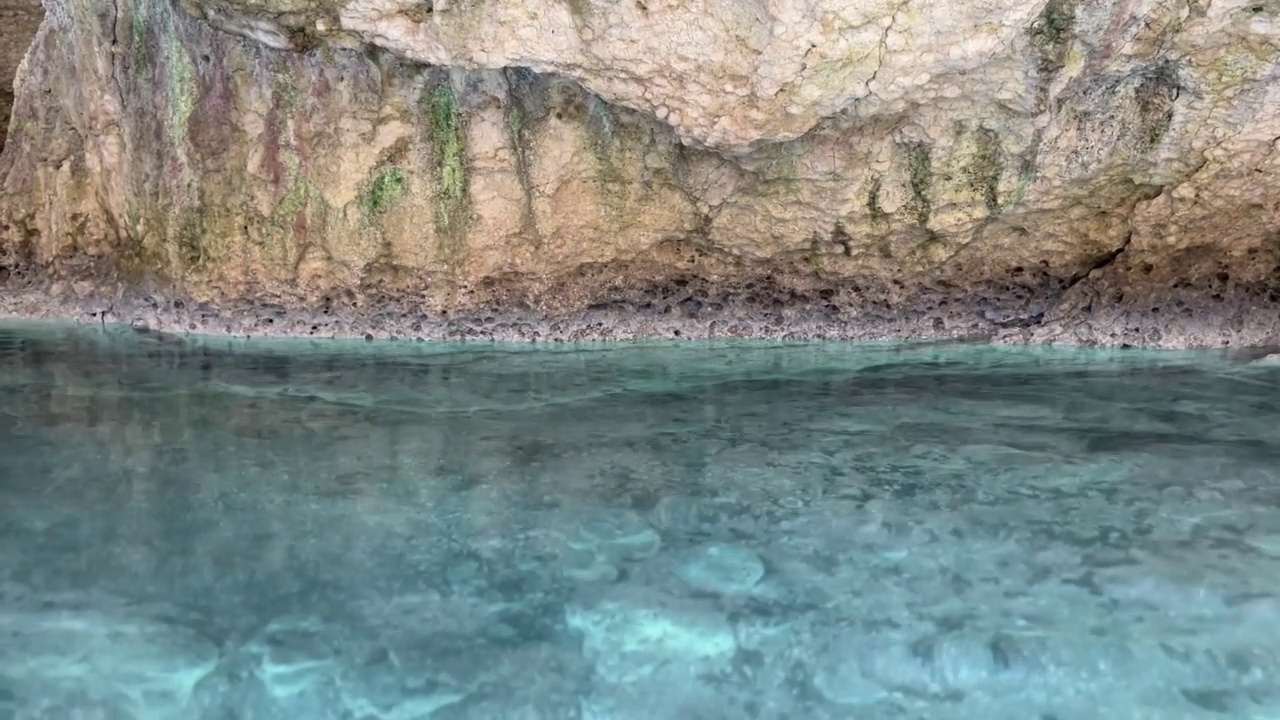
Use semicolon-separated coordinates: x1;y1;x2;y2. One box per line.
1060;229;1133;296
989;309;1046;329
862;1;906;98
993;231;1135;331
0;0;44;152
108;0;127;122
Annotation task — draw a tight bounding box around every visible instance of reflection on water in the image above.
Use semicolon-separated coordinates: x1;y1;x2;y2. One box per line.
1;321;1280;719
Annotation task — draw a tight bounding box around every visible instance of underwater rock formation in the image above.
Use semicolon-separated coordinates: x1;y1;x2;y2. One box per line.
0;0;1278;346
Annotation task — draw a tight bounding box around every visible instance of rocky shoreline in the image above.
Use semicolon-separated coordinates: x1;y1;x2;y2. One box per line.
3;269;1278;350
3;1;1277;358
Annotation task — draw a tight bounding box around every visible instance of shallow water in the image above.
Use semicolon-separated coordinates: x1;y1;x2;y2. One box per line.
1;321;1279;720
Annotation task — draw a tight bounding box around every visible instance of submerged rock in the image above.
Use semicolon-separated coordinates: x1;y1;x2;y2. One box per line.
577;666;763;720
246;616;340;699
566;588;737;683
0;603;218;719
553;508;660;583
566;509;662;563
813;627;1052;707
336;639;488;719
7;690;139;720
673;543;766;596
557;546;621;584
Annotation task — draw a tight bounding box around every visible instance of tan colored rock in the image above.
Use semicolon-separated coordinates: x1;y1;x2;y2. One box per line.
0;0;1278;346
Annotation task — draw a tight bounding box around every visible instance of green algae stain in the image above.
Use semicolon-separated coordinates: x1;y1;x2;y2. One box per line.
175;213;205;270
586;96;616;144
564;0;595;24
866;176;887;225
966;127;1004;215
586;96;627;191
760;143;803;194
427;84;468;239
269;61;302;115
267;172;328;269
117;203;158;281
1003;129;1043;211
431;86;465;202
360;166;407;218
1028;0;1077;110
504;99;541;244
164;32;196;147
1133;62;1179;153
273;178;308;229
1030;0;1077;73
131;7;147;66
905;142;933;227
506;101;530;189
259;127;328;269
506;104;526;152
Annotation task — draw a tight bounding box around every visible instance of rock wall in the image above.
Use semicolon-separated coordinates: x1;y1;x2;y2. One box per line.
0;0;43;147
0;0;1278;346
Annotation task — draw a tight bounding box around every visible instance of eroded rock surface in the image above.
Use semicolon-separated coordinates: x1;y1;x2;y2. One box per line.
1;0;1278;346
0;0;42;147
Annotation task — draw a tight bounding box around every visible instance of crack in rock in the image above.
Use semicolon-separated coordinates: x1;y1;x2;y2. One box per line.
1060;229;1134;296
994;231;1135;332
862;2;905;99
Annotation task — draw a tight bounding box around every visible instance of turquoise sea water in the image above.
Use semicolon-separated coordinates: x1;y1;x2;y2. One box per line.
1;321;1279;719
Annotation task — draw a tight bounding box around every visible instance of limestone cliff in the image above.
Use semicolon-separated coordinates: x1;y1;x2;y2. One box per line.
0;0;1278;345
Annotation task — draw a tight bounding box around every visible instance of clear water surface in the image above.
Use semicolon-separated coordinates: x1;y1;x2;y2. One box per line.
2;321;1279;720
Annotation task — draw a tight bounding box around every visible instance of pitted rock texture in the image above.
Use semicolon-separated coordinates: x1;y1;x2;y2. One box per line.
0;0;1278;347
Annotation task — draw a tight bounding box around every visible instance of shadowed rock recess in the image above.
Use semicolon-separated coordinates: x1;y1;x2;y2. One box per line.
0;0;1278;346
0;0;43;147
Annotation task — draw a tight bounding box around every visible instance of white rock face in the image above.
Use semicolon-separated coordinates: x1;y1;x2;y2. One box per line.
336;0;1045;152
